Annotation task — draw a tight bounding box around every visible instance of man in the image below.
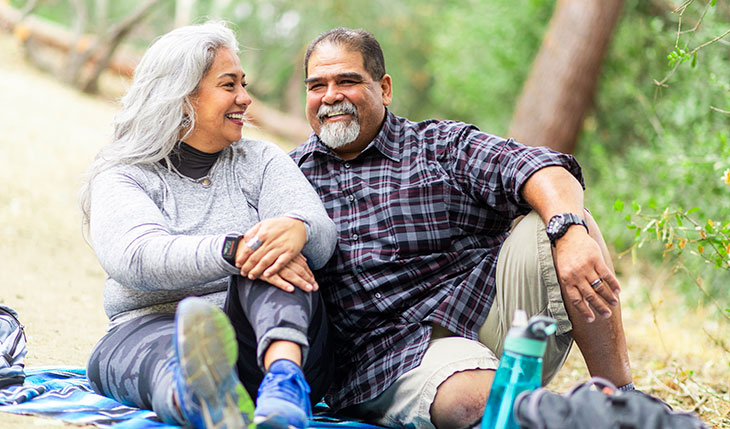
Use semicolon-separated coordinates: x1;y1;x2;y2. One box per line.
288;28;634;429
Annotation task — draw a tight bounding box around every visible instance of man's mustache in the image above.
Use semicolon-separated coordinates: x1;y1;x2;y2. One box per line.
317;102;358;122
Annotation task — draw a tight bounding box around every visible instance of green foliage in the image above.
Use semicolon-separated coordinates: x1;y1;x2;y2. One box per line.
205;0;445;115
617;204;730;318
162;0;554;131
579;0;730;308
425;0;554;134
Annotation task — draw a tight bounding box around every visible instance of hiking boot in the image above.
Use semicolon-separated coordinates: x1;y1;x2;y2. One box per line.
172;297;254;428
254;359;312;429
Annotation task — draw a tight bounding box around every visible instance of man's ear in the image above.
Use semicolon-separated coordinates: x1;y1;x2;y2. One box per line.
380;74;393;106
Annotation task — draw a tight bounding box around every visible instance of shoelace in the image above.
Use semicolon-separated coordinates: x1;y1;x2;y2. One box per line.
259;364;312;416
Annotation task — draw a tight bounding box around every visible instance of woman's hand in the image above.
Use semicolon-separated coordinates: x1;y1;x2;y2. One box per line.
234;217;308;285
257;254;318;292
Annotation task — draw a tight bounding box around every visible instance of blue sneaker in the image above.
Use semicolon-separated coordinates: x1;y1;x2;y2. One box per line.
254;359;312;429
172;297;254;428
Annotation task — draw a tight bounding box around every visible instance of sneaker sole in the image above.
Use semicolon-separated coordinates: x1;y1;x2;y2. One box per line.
254;414;298;429
176;297;254;428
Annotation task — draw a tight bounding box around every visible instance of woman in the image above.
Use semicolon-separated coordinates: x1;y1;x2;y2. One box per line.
79;21;336;429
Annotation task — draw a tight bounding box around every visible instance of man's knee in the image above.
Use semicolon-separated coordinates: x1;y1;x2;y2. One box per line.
430;369;493;429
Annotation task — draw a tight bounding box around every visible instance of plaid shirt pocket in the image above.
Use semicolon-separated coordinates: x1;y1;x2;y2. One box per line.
385;179;452;257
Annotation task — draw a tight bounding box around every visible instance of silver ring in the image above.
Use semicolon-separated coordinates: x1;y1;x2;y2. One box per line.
590;278;603;288
245;236;263;251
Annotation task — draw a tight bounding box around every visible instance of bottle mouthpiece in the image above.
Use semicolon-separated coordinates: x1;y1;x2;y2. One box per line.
503;311;557;357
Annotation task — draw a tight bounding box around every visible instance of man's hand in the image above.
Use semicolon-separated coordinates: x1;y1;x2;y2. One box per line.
256;254;318;293
234;217;310;290
521;166;621;322
553;226;620;323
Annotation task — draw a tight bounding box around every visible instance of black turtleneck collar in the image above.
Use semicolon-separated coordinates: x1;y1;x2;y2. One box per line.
166;141;222;179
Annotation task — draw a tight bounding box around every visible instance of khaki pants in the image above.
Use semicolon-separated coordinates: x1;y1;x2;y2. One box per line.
347;211;573;429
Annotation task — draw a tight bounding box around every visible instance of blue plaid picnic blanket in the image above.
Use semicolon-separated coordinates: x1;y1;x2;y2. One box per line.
0;367;384;428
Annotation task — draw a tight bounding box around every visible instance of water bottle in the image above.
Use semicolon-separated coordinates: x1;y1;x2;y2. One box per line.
480;310;557;429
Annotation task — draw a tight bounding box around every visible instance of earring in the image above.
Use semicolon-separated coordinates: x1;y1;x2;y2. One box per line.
181;115;191;128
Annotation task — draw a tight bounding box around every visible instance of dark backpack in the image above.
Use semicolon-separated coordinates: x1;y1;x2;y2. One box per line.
513;377;708;429
0;304;27;389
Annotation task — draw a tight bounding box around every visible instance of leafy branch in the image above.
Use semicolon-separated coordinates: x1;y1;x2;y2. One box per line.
654;0;730;90
616;200;730;321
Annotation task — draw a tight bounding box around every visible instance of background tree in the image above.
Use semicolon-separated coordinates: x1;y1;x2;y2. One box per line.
508;0;624;154
2;0;163;93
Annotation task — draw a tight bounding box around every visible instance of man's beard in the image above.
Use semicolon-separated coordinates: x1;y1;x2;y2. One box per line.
317;101;360;150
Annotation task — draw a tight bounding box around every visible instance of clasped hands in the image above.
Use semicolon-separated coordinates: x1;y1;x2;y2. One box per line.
231;217;317;293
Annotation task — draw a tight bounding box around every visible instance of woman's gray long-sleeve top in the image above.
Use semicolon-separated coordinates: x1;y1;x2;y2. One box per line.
89;139;336;329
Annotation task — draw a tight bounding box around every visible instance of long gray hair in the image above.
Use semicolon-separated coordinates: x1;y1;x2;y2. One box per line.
79;20;239;226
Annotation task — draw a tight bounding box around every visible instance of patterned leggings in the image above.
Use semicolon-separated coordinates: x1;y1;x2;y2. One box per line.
86;276;333;424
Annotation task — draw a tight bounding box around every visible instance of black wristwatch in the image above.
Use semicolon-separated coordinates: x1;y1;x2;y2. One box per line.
222;234;242;265
546;213;589;246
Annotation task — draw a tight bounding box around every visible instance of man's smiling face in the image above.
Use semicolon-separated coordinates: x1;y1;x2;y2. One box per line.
304;42;392;157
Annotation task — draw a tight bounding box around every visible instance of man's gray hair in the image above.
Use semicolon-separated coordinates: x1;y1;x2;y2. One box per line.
304;27;386;81
79;20;239;226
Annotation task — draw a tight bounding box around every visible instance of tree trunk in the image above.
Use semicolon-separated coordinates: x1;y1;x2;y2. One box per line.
507;0;624;154
283;51;305;117
95;0;109;30
175;0;195;28
211;0;232;17
61;0;88;85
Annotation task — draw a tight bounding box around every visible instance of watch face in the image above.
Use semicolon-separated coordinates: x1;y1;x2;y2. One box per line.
547;214;565;236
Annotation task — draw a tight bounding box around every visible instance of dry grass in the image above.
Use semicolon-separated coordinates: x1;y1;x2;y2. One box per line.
0;30;728;428
549;262;730;428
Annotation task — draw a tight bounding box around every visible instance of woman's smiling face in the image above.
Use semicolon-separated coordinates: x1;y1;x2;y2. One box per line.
186;47;252;153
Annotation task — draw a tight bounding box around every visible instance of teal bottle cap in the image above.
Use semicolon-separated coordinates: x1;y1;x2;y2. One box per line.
504;335;547;357
503;311;557;357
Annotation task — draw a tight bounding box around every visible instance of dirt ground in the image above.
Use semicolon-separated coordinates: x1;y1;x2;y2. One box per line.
0;30;728;428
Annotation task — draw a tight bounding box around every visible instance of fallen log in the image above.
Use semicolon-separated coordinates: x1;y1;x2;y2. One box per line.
0;2;311;145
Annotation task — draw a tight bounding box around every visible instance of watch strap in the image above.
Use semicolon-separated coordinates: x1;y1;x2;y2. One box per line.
547;213;588;246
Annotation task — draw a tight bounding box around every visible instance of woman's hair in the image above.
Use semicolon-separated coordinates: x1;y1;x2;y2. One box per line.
79;20;239;226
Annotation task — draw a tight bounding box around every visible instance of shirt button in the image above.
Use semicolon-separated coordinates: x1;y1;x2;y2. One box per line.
375;292;382;299
355;265;364;274
348;194;355;202
344;162;351;169
352;233;359;241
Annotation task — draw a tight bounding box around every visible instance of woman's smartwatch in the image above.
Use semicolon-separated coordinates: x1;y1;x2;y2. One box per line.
222;234;242;265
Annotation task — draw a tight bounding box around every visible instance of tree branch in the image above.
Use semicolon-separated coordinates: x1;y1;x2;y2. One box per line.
655;25;730;87
80;0;163;93
19;0;37;20
678;0;711;35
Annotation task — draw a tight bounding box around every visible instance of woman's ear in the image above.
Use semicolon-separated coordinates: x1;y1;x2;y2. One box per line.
181;113;191;128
